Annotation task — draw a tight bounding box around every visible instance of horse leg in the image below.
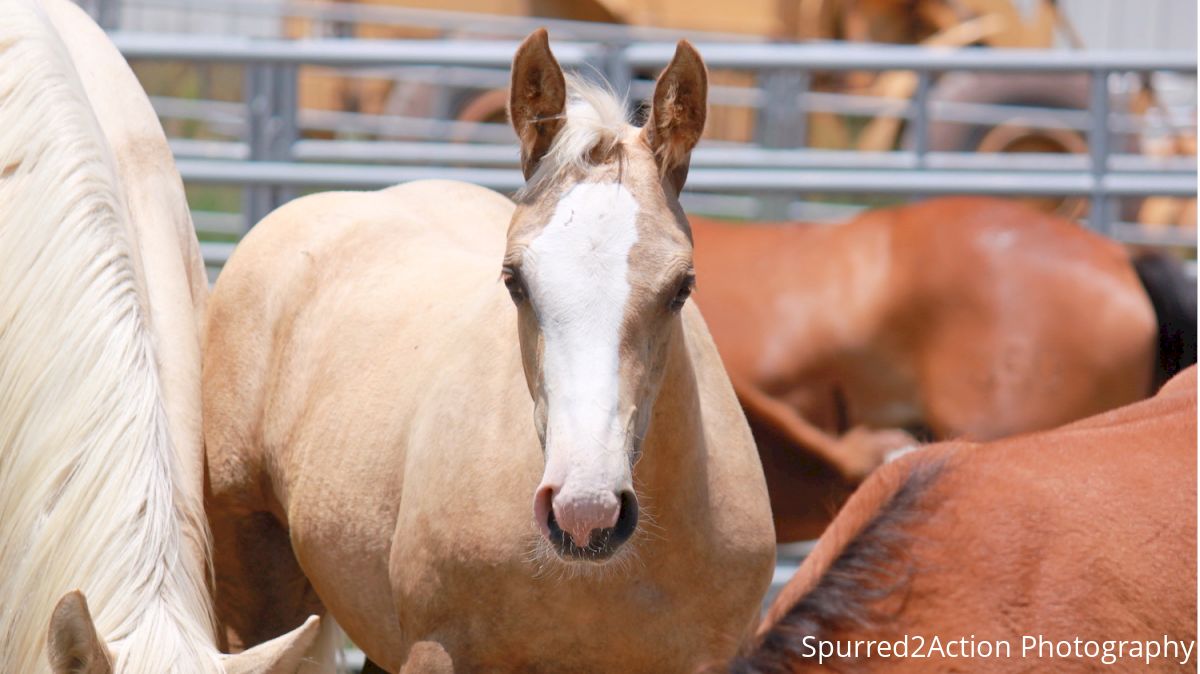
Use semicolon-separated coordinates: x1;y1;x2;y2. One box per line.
734;377;911;481
208;504;325;651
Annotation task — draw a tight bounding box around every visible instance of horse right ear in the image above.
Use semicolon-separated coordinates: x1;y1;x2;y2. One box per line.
509;28;567;179
643;40;708;193
47;591;112;674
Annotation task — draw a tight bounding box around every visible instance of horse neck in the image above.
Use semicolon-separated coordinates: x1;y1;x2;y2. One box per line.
760;220;891;354
694;215;888;348
632;315;708;533
0;8;217;670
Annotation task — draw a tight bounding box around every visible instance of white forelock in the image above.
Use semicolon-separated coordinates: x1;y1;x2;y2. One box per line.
515;74;631;202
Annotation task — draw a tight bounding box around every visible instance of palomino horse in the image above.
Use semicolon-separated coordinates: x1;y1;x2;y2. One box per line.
722;365;1197;673
0;1;318;671
202;30;775;672
692;198;1197;541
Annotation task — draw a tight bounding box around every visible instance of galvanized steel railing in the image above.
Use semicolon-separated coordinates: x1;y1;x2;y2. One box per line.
104;32;1198;264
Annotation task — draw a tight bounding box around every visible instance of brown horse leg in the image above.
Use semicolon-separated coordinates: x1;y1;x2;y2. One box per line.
733;378;913;481
208;505;325;651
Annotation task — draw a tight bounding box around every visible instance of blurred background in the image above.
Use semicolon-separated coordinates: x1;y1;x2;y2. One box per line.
71;0;1197;281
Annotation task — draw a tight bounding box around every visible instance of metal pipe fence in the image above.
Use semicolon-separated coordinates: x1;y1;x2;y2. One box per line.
106;32;1197;265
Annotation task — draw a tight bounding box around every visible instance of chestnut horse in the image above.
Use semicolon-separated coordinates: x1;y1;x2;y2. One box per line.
723;365;1196;673
692;198;1196;541
202;31;775;672
0;1;318;671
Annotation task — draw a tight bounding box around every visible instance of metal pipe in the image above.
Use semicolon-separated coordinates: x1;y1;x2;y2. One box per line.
1088;70;1112;232
913;70;932;168
108;33;1196;73
174;158;1196;197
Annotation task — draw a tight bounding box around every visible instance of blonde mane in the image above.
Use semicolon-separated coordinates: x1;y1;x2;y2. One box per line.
515;74;631;202
0;2;219;672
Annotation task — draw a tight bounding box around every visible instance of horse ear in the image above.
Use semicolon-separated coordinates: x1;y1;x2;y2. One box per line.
643;40;708;192
47;591;111;674
509;28;567;180
221;615;321;674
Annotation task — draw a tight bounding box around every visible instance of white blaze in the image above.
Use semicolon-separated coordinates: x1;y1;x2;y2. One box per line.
526;181;640;542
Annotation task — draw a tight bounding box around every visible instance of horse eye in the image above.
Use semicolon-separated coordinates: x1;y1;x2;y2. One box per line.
669;274;695;312
501;267;526;304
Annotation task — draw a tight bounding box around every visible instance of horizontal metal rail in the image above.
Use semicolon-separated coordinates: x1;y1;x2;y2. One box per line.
152;90;1187;142
168;138;1199;177
119;0;763;43
112;33;1195;73
111;33;598;66
175;158;1197;197
627;42;1197;73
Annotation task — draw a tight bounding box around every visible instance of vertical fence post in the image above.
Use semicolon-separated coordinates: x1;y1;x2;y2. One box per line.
242;62;299;231
1088;68;1111;233
912;69;932;168
756;69;808;219
275;63;300;207
93;0;120;30
242;64;269;230
756;69;808;148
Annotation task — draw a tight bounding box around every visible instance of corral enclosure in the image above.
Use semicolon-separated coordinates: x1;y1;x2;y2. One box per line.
58;1;1198;670
1;3;1193;673
72;0;1197;283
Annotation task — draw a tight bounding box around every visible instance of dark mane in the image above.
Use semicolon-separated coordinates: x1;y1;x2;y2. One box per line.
727;458;947;674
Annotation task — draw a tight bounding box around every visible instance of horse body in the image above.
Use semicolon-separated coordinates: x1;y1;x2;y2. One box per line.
0;1;316;671
730;366;1197;673
693;197;1164;540
204;34;774;673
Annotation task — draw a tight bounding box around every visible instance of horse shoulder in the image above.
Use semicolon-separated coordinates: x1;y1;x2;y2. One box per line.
678;305;777;564
759;445;959;630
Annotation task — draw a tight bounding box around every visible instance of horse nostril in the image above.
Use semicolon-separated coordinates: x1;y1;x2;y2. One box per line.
612;490;638;546
534;485;561;542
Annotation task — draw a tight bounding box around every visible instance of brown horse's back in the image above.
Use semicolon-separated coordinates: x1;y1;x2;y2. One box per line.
876;197;1156;438
737;367;1196;673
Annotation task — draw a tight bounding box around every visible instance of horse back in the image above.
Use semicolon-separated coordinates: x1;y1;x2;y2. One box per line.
204;180;517;503
748;367;1195;672
873;197;1157;436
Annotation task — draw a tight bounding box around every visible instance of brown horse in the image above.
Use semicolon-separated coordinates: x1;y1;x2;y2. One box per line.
721;365;1197;673
692;198;1196;541
202;31;775;672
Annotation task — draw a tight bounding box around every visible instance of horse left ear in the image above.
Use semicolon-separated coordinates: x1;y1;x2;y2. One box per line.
643;40;708;192
47;591;111;674
509;28;567;180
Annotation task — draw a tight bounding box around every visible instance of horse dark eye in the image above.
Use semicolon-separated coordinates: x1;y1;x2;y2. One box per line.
670;275;695;312
502;267;526;303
